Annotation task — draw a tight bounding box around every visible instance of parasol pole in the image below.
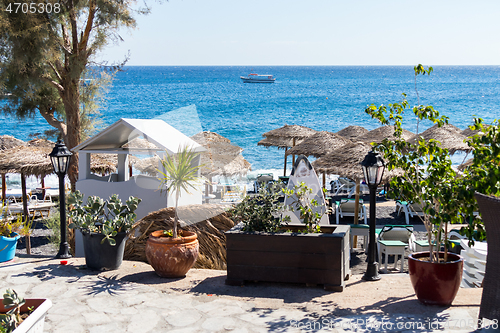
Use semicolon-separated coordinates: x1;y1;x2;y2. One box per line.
353;178;361;247
1;173;5;205
323;173;326;190
292;138;296;166
21;172;31;255
283;147;288;176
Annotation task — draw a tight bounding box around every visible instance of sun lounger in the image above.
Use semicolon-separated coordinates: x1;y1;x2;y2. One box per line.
335;198;367;224
395;201;425;224
377;225;415;273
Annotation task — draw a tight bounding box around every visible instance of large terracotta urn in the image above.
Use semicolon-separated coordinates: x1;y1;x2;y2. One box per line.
145;230;199;278
408;252;463;306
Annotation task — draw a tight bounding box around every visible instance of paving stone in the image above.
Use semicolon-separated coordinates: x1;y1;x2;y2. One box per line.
202;317;241;331
127;309;161;332
81;311;114;326
164;308;203;327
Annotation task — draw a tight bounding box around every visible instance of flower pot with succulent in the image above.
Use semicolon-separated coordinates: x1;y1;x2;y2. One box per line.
0;289;52;333
68;191;141;270
145;146;201;278
365;64;467;305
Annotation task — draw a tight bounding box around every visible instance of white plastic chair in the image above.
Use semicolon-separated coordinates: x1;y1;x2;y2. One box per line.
335;199;367;224
377;225;415;272
395;201;425;224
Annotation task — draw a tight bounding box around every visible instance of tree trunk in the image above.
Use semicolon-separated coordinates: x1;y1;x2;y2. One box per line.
61;78;81;190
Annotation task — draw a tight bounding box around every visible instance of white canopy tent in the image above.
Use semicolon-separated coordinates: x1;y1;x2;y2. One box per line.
73;118;206;219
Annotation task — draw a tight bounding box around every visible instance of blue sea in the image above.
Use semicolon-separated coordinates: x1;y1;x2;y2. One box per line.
2;66;499;173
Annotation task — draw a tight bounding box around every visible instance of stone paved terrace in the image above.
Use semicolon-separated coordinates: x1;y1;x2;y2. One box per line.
0;255;491;332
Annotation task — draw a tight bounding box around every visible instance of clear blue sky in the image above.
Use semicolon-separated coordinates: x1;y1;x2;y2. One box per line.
99;0;500;66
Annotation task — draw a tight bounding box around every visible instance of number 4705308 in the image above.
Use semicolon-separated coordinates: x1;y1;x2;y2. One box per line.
5;2;61;14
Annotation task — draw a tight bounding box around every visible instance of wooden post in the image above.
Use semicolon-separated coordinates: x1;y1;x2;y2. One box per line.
283;147;288;176
353;178;361;248
292;138;296;166
1;173;6;204
21;173;31;255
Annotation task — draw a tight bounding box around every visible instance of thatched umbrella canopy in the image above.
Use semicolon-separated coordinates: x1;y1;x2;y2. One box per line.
285;131;351;158
285;131;351;189
0;135;25;151
191;132;250;177
121;138;159;149
409;124;471;154
262;124;317;140
191;131;231;144
260;125;316;176
336;125;369;141
0;136;26;202
90;154;118;175
312;142;373;181
257;136;296;149
133;156;161;176
461;125;489;138
458;158;473;172
358;125;415;144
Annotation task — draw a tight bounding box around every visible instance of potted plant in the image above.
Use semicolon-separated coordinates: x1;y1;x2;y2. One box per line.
145;146;202;278
0;204;26;263
0;289;52;333
365;64;464;305
226;181;350;291
68;191;141;270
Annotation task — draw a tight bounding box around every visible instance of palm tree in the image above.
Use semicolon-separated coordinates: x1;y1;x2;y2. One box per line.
158;145;202;238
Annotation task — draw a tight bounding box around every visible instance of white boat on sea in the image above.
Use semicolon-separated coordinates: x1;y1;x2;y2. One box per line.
240;73;275;83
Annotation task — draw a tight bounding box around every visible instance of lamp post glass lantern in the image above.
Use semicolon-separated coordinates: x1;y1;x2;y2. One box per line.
360;151;385;281
49;139;73;259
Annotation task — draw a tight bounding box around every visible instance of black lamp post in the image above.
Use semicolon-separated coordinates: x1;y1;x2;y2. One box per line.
49;139;73;259
360;151;385;281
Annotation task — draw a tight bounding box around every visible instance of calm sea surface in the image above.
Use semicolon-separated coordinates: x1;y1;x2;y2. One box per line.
2;66;499;172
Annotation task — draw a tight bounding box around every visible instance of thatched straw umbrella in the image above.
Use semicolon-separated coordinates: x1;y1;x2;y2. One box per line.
358;125;415;144
0;142;53;254
191;131;231;144
312;141;401;223
257;136;296;148
133;156;160;176
0;135;26;151
285;131;351;188
458;158;473;172
0;135;26;202
260;125;317;176
191;132;250;176
461;125;489;138
408;124;471;154
336;125;369;141
125;204;235;269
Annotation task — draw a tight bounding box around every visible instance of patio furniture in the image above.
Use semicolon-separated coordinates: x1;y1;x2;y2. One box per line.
349;223;369;253
395;201;425;224
472;192;500;322
377;225;415;273
335;198;367;224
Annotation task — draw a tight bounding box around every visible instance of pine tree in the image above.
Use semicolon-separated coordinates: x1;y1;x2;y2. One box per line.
0;0;151;187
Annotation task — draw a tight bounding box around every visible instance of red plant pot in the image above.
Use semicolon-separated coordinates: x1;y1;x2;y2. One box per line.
408;252;463;306
145;230;199;278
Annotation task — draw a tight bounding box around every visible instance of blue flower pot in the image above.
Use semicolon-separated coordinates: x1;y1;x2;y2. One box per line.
0;232;20;263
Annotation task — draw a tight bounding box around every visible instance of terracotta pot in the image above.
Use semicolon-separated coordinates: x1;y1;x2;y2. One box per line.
408;252;463;306
145;230;199;278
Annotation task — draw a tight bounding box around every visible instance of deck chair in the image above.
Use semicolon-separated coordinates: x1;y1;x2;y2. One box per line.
377;225;415;273
331;177;355;195
255;174;274;193
395;201;425;224
335;198;367;224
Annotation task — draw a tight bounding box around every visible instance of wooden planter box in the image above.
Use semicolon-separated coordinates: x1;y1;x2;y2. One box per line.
225;223;350;291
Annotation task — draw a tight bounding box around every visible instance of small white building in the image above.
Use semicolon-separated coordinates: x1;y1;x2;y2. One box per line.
72;118;206;221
